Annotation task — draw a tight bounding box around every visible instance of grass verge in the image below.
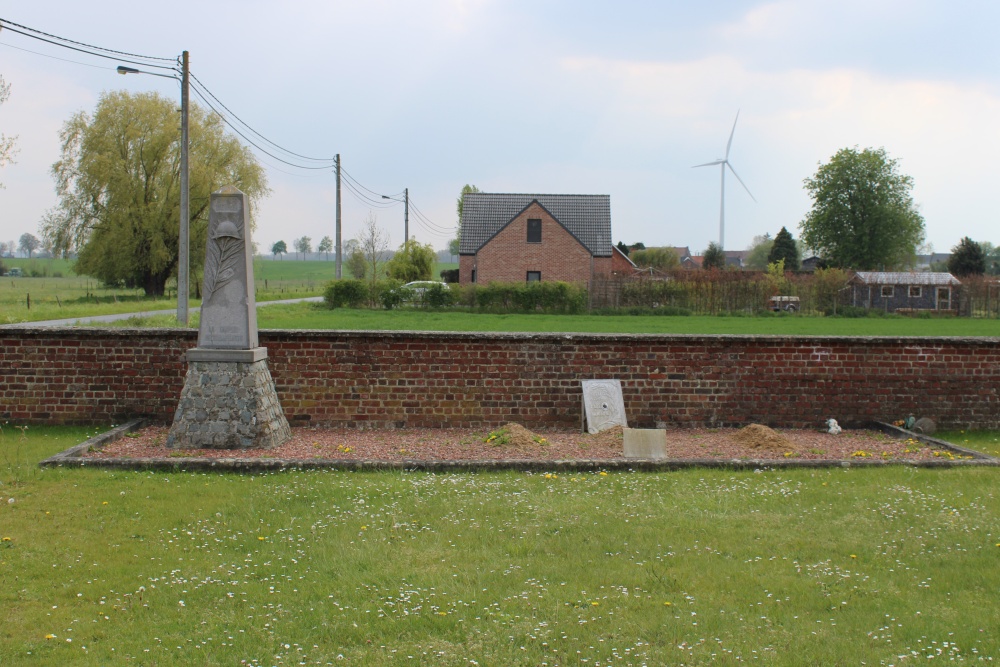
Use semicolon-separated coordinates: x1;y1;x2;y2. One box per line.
256;303;1000;336
1;425;998;665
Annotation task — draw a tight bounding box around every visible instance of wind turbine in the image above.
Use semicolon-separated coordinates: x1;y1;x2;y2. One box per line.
692;111;756;250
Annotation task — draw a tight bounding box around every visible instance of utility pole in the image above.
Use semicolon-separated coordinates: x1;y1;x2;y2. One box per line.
335;154;342;278
404;187;409;245
178;50;190;325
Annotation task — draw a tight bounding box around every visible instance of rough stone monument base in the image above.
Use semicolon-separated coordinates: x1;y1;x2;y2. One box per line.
167;347;291;450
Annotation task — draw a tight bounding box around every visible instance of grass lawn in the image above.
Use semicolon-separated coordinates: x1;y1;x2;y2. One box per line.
2;426;998;665
255;302;1000;336
0;260;454;324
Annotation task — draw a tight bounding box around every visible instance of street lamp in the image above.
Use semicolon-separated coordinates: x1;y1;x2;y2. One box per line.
382;188;409;244
116;51;190;325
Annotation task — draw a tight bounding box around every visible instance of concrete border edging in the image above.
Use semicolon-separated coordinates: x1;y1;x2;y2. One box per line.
39;420;1000;472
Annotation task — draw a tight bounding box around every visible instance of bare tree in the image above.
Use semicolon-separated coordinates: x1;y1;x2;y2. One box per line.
358;212;388;297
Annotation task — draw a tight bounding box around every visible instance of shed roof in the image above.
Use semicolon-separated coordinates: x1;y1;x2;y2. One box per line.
459;193;611;256
852;272;961;286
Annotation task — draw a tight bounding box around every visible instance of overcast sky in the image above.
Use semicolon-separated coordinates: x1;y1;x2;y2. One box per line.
2;1;999;257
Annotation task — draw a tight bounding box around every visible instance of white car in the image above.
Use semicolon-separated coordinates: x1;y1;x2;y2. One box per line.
401;281;450;297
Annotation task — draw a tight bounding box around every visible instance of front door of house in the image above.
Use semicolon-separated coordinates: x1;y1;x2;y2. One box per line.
937;287;951;310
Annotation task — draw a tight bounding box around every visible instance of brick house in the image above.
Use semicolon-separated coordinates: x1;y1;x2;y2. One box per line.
458;193;634;285
849;272;961;312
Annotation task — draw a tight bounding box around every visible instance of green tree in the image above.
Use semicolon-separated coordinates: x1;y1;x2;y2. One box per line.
767;226;800;271
41;90;267;296
702;242;726;270
294;236;312;259
450;184;480;256
0;76;19;188
18;232;40;258
346;247;367;280
318;235;333;260
744;233;773;270
981;242;1000;275
800;147;924;270
630;247;679;271
386;239;437;282
271;240;287;260
615;241;630;257
947;236;986;277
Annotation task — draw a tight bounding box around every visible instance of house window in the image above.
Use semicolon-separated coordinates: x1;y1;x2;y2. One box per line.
526;271;541;282
881;286;894;298
909;286;921;298
471;269;476;283
527;219;542;243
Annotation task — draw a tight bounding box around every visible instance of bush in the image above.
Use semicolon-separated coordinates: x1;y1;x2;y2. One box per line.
468;281;586;314
425;283;456;308
440;268;459;283
323;279;369;309
375;279;405;310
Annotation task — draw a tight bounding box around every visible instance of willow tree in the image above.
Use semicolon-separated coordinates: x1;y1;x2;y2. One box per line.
42;90;268;296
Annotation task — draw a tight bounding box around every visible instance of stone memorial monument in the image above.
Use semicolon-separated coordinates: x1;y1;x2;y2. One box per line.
581;379;628;434
166;185;291;449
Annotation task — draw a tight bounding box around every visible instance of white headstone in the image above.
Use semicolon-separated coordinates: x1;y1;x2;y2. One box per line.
581;379;628;434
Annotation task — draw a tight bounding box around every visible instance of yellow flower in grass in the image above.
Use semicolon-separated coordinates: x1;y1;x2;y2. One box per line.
1;537;11;542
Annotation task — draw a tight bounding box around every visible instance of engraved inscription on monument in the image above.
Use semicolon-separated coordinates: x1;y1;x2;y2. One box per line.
581;379;628;434
198;186;258;350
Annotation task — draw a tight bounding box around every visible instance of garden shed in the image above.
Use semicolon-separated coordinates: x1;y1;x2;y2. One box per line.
849;272;961;313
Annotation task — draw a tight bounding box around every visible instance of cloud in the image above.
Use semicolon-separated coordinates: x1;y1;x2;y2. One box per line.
555;53;1000;248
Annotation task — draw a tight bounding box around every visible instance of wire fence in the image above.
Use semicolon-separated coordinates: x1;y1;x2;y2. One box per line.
590;271;1000;318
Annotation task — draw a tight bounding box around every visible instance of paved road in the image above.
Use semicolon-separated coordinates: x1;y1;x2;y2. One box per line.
2;296;324;328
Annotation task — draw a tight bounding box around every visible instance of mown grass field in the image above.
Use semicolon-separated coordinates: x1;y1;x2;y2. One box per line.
1;426;999;665
252;302;1000;336
0;259;463;324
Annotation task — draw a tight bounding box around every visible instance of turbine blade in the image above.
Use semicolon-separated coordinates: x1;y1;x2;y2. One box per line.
726;161;756;202
725;110;740;159
692;160;725;168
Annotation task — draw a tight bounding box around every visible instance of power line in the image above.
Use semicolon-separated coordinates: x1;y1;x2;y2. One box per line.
408;199;456;234
190;72;335;164
0;40;116;70
0;17;175;61
340;178;399;209
340;167;404;200
0;20;178;71
189;82;332;170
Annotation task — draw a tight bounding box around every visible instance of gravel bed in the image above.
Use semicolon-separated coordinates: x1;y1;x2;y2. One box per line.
83;423;967;463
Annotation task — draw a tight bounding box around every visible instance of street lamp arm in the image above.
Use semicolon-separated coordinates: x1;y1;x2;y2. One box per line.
116;64;179;80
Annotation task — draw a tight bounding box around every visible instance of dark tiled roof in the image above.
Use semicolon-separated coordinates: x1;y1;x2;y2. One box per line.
853;272;961;286
459;193;612;256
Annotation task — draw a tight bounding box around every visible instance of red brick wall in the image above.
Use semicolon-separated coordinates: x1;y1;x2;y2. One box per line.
2;328;998;429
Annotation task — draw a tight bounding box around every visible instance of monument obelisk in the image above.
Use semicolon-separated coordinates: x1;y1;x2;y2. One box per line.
167;185;291;449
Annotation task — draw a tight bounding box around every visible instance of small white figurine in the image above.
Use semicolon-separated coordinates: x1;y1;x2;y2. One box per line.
826;418;842;435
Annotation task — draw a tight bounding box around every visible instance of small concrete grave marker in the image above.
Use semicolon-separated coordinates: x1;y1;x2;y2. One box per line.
167;186;291;450
581;379;627;434
623;428;668;459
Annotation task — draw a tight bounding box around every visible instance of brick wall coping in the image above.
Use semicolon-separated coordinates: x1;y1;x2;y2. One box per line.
2;326;998;347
